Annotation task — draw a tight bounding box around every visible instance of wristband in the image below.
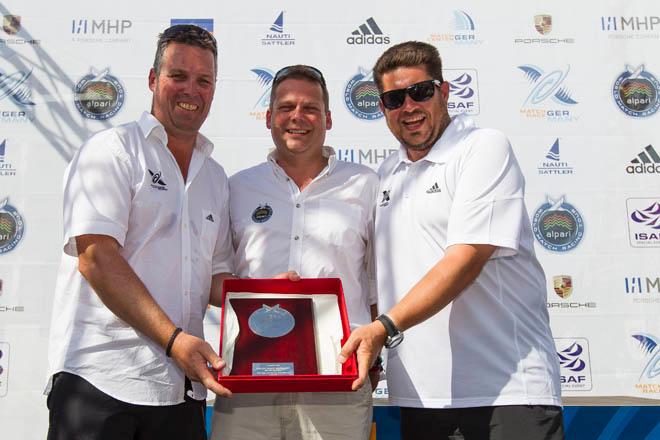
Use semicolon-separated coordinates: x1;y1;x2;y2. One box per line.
369;355;384;372
165;327;183;357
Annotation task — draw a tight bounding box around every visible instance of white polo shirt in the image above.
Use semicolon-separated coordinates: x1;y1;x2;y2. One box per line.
229;147;378;327
376;114;561;409
47;111;233;405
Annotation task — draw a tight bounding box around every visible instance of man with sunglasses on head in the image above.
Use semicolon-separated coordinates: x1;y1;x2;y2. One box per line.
210;65;379;440
46;25;234;439
340;41;564;440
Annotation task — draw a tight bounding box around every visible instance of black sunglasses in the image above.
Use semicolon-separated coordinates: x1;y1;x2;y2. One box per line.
380;79;443;110
274;65;326;86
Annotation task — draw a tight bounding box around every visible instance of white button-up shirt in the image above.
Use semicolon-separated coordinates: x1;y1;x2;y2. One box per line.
376;114;561;408
229;147;378;327
47;112;233;405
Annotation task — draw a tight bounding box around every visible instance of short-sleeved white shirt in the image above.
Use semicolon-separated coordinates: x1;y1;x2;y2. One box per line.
376;114;561;409
229;147;378;327
46;112;233;405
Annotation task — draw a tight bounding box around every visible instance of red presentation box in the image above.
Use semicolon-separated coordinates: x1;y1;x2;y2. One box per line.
217;278;358;393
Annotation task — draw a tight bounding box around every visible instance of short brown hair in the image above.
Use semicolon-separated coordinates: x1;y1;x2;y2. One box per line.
373;41;443;92
269;65;330;111
153;24;218;77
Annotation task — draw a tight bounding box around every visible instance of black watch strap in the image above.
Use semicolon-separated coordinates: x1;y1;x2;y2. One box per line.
376;314;398;338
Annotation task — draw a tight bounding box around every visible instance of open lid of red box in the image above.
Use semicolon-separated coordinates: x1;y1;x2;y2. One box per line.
217;278;358;393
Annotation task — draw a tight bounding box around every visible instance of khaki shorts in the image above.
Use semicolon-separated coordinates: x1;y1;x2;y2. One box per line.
211;385;373;440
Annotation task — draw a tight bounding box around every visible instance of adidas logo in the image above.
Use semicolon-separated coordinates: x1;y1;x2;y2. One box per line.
346;17;390;45
205;214;214;222
627;144;660;174
426;182;442;194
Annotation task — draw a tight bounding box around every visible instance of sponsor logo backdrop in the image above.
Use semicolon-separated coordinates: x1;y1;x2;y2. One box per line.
0;0;658;437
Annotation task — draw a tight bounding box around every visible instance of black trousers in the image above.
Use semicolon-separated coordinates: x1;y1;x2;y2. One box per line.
47;372;207;440
401;405;564;440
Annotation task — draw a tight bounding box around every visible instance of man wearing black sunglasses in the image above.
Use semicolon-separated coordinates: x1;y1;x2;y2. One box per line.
211;65;379;440
340;41;564;440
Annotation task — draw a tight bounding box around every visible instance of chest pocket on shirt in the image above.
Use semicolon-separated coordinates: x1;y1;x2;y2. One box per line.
200;209;219;261
312;200;364;247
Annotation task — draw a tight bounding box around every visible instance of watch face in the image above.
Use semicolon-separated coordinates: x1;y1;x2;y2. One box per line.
386;332;404;349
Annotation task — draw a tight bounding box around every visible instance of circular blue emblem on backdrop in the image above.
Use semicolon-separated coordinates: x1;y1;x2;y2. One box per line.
0;198;25;254
252;204;273;223
532;196;584;252
74;67;125;120
612;65;660;118
344;68;383;120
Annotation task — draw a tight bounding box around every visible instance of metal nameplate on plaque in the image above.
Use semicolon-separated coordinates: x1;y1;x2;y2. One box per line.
252;362;294;376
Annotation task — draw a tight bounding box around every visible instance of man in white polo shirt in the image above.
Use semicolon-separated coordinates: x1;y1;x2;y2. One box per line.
340;42;563;439
46;25;234;439
210;65;379;440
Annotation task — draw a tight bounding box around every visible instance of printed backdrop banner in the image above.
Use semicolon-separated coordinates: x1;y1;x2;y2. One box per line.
0;0;658;437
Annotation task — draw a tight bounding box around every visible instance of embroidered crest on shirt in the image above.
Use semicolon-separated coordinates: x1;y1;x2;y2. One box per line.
148;169;167;191
379;190;391;207
426;182;442;194
252;204;273;223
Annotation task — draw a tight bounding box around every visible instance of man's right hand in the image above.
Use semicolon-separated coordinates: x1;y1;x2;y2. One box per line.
170;331;232;398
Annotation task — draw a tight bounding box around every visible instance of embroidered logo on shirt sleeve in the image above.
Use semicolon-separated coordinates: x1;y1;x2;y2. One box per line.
148;169;167;191
252;204;273;223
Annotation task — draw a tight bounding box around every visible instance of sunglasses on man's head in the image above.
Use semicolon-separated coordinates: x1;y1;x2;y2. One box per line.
273;65;326;86
379;79;443;110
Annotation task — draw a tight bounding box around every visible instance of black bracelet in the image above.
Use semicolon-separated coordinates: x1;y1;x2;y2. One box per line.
165;327;183;357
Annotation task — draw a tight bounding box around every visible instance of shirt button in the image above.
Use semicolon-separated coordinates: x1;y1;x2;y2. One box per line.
294;235;299;241
295;203;301;208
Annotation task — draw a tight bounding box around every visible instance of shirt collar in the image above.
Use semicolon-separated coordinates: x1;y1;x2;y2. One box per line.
137;111;214;157
267;146;337;181
394;114;477;169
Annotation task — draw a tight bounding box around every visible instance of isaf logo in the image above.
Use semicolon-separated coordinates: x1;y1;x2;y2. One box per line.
556;338;592;391
446;69;480;115
627;198;660;247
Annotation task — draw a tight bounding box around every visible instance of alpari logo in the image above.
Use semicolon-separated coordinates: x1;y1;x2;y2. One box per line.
538;138;573;175
601;16;660;40
336;147;397;169
74;67;125;120
148;169;167;191
344;68;383;120
625;277;660;304
262;12;295;46
518;65;577;121
627;144;660;174
249;68;274;120
556;339;592;391
71;19;132;43
0;197;24;254
514;14;575;44
532;195;584;252
428;10;483;46
613;64;660;118
446;69;480;115
631;334;660;394
1;15;39;45
347;17;390;45
627;198;660;247
0;342;9;397
0;139;17;177
170;19;213;33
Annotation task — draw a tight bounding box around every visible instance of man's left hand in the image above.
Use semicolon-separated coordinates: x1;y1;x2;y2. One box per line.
170;331;232;398
338;321;386;391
